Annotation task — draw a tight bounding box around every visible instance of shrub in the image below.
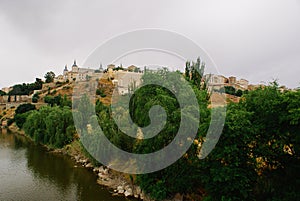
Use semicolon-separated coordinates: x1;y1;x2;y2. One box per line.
15;103;36;114
96;89;106;97
32;93;39;103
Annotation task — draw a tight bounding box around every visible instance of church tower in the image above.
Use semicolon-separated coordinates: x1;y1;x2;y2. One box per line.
99;63;103;72
72;60;79;73
63;65;68;76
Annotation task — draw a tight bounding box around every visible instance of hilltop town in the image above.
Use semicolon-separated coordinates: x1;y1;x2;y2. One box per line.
0;61;144;127
0;60;288;128
0;60;298;201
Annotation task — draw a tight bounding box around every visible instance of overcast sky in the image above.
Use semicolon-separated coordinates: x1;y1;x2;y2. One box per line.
0;0;299;89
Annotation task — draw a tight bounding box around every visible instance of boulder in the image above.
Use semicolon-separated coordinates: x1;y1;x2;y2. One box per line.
98;166;105;173
74;155;80;161
103;168;109;175
117;186;124;194
85;163;93;168
98;173;109;179
140;191;144;200
124;188;133;197
135;186;141;195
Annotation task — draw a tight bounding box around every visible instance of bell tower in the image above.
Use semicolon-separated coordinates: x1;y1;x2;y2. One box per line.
72;60;79;72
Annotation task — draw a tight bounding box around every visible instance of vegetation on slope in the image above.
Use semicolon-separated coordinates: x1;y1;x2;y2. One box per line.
10;58;300;201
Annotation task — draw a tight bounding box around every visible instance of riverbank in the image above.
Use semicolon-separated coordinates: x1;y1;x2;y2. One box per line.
7;123;175;201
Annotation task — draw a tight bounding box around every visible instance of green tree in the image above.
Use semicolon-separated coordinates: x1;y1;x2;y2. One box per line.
44;71;55;83
15;103;36;114
23;106;75;148
32;93;39;103
235;89;243;97
8;78;43;96
96;89;106;97
224;86;236;95
133;66;209;200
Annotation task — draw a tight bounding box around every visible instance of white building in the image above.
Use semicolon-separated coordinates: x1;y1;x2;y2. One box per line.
62;60;96;82
203;74;249;92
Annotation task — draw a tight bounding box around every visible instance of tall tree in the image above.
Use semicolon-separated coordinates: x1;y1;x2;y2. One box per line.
44;71;55;83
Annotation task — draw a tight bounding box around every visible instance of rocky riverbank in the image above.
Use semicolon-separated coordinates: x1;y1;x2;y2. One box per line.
64;142;155;201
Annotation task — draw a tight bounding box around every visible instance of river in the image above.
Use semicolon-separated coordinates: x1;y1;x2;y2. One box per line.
0;129;134;201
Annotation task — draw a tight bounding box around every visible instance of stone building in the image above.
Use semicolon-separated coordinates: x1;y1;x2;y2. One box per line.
228;76;237;84
0;95;9;103
107;64;116;70
57;61;143;95
62;60;95;82
204;74;249;92
237;79;249;90
115;71;143;95
127;65;138;72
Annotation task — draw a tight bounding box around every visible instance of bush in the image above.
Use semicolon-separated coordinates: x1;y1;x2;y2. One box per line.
32;93;39;103
15;112;31;128
23;106;75;148
7;118;14;126
15;103;36;114
96;89;106;97
235;89;243;97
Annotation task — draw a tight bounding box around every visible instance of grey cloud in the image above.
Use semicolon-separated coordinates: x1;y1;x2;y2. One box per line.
0;0;299;88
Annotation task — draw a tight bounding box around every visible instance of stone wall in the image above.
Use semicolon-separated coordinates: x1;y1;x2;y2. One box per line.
0;96;9;103
0;95;30;104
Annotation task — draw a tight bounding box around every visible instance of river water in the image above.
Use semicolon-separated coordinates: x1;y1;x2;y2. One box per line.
0;129;133;201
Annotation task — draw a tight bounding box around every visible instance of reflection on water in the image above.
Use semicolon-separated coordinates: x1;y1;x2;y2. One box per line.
0;129;133;201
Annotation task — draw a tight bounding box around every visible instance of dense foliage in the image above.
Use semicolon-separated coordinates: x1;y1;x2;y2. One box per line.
44;71;55;83
185;57;205;89
44;94;72;107
14;103;37;128
129;66;300;200
96;89;106;97
23;106;75;148
224;86;247;97
32;93;39;103
8;78;43;95
70;60;300;200
14;58;299;201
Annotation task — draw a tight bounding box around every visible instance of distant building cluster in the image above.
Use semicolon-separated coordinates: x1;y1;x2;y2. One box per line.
2;60;281;104
53;60;97;82
56;60;143;95
203;74;250;91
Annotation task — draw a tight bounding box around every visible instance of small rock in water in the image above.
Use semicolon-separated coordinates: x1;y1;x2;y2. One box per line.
85;163;93;168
